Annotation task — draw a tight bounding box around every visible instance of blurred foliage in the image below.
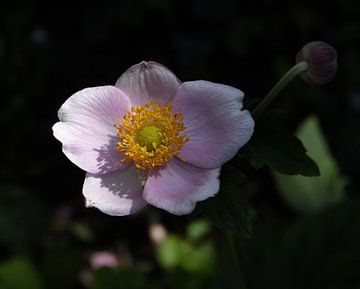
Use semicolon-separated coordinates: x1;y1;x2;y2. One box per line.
0;258;43;289
157;220;215;274
242;197;360;289
0;185;49;254
274;116;347;215
91;268;151;289
1;0;360;288
41;245;85;289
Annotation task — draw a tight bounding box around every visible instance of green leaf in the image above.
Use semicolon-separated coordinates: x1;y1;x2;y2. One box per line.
274;116;347;215
199;167;253;237
157;235;215;275
242;111;320;176
180;242;215;275
0;258;44;289
186;219;211;241
157;235;188;269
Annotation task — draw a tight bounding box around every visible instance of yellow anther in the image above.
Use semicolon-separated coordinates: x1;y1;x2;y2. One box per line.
115;101;188;169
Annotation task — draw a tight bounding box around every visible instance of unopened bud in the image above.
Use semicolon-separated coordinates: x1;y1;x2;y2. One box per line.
296;41;337;86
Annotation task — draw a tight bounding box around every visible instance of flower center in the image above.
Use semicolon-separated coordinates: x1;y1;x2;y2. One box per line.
115;101;189;170
136;125;162;152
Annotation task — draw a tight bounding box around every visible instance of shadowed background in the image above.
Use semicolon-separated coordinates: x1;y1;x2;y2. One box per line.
1;1;360;288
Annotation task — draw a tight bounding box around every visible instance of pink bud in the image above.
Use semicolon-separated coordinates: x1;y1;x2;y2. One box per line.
296;41;337;86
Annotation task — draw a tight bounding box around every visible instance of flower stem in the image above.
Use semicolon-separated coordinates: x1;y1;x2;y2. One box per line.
252;61;309;118
227;234;248;289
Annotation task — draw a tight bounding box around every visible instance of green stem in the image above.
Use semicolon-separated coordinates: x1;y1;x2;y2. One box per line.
252;61;309;118
227;234;248;289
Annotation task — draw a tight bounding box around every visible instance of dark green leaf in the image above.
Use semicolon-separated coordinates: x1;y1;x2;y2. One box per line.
199;167;253;237
242;112;320;176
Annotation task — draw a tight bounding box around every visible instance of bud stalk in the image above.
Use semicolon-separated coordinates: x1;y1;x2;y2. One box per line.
252;61;308;118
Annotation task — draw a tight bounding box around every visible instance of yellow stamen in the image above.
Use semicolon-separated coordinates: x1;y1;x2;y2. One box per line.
115;101;189;170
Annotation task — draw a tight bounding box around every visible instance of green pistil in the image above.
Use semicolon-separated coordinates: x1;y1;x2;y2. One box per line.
136;125;163;152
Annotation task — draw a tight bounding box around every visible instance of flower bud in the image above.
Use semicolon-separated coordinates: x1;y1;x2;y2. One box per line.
296;41;337;86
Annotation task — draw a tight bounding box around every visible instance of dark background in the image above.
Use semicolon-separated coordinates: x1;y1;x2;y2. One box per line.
1;1;360;289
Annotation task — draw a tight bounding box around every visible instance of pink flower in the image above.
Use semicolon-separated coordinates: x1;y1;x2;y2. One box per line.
52;61;254;216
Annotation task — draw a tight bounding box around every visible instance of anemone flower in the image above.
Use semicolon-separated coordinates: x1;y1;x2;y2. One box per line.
52;61;254;216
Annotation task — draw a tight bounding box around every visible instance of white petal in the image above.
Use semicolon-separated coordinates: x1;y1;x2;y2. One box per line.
115;61;181;106
172;80;255;169
83;166;147;216
53;86;131;174
144;158;220;215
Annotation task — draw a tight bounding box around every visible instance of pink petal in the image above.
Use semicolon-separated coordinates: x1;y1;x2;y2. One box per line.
172;80;255;169
115;61;181;106
143;158;220;215
53;86;131;174
83;166;147;216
